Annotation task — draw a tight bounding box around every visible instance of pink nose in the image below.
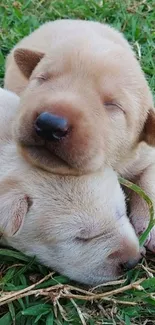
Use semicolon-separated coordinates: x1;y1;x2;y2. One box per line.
35;112;69;141
121;256;141;271
120;247;145;271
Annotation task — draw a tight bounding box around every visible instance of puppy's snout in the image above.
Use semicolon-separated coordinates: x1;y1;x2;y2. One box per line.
120;246;145;271
110;245;145;274
35;112;69;141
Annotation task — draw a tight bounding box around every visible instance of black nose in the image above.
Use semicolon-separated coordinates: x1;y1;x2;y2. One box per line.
121;256;141;271
35;112;69;141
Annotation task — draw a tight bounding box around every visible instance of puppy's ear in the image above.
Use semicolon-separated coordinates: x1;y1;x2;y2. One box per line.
141;109;155;146
14;48;44;79
0;179;30;238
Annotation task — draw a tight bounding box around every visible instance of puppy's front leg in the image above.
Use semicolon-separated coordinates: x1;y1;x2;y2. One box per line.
130;163;155;252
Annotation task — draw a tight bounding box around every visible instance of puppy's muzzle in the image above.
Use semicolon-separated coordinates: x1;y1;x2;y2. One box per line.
121;256;141;271
35;112;69;141
120;246;145;272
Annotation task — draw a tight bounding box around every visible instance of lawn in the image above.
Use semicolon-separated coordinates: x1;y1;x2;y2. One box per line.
0;0;155;324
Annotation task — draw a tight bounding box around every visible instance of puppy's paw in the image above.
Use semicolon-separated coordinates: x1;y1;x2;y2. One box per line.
130;215;155;253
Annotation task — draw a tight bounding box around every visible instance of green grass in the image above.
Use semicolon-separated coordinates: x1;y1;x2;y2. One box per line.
0;0;155;324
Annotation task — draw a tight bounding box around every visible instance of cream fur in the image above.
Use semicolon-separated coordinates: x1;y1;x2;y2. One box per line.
0;88;142;285
4;19;155;252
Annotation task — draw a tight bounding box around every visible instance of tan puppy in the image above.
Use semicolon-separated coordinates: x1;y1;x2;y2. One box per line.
4;19;155;251
0;88;143;285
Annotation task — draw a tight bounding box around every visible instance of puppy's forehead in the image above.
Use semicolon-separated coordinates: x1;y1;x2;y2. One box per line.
35;37;137;94
42;37;124;71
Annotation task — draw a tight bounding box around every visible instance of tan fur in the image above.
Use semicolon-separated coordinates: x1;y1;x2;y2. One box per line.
0;88;142;285
4;19;155;251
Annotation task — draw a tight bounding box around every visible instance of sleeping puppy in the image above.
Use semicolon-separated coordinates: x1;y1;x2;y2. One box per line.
4;19;155;251
0;88;143;285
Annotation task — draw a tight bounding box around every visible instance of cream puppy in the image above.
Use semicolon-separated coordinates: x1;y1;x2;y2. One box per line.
0;88;142;285
4;19;155;251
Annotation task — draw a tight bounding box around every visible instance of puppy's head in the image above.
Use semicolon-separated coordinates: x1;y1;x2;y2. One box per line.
13;20;155;175
0;167;143;286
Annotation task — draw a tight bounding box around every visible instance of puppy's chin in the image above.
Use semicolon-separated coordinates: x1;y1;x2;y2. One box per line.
17;145;87;176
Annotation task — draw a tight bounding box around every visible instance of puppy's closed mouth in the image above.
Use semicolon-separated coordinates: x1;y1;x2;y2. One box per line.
17;143;83;176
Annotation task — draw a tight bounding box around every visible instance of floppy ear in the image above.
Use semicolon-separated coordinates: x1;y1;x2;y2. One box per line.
141;109;155;146
14;48;44;79
0;179;30;238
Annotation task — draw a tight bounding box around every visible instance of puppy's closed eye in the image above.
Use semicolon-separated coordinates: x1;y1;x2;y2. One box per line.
36;74;48;81
31;74;48;85
105;102;125;113
75;228;108;243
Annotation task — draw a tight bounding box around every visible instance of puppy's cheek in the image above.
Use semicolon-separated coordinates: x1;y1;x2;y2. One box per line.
14;112;44;147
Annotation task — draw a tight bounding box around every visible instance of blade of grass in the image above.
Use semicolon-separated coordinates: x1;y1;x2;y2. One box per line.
119;177;155;246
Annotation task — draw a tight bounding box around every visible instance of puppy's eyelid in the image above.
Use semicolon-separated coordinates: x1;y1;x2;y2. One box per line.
75;236;91;243
37;74;48;81
105;102;125;113
32;72;49;82
75;230;107;242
